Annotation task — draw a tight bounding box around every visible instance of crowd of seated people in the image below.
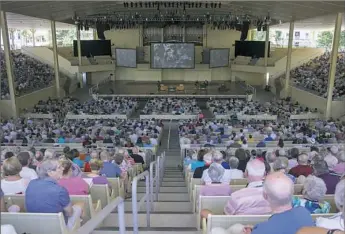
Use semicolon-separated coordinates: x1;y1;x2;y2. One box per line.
141;98;201;115
0;116;163;149
67;97;137;115
291;52;345;99
179;118;345;147
0;50;55;99
183;146;344;233
207;98;319;119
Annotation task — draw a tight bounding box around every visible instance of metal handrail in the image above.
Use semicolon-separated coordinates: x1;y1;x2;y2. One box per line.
149;157;160;203
132;170;151;234
74;197;125;234
167;119;172;149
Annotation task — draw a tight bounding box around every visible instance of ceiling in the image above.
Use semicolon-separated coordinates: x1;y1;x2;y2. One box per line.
1;1;345;26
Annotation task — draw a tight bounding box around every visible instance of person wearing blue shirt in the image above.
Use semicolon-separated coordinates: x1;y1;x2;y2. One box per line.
57;136;66;144
256;141;266;148
99;151;122;178
250;172;314;234
25;159;83;229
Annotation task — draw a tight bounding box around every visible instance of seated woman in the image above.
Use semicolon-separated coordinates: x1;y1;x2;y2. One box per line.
84;159;111;188
272;157;296;183
99;151;122;178
1;157;29;195
193;152;213;178
58;157;89;195
185;149;206;172
316;179;344;230
25;159;84;230
200;163;232;195
228;157;244;179
292;175;330;213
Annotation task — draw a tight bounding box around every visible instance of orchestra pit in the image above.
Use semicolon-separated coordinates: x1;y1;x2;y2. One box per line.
1;1;345;234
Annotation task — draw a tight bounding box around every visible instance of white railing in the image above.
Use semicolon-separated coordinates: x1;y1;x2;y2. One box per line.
167;119;172;150
74;197;126;234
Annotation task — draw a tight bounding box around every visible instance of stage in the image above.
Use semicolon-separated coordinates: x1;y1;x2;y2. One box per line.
95;81;248;98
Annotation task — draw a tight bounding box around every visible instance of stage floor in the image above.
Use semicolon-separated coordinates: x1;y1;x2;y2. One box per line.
97;81;247;96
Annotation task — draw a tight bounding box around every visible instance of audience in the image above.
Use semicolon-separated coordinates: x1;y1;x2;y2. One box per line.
289;154;313;177
333;151;345;174
292;175;330;213
0;51;55;99
141;98;201;115
312;160;340;194
291;52;345;99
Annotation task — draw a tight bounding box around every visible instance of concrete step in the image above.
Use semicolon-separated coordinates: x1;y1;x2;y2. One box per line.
103;213;196;228
137;186;187;193
133;193;190;201
93;227;199;234
163;177;184;182
138;181;184;187
124;201;192;212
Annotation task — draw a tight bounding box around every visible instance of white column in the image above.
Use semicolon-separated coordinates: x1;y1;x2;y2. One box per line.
264;25;270;66
325;13;343;119
284;20;294;97
0;11;17;117
182;26;186;42
76;27;83;88
139;25;143;46
161;28;164;42
51;20;61;98
203;24;207;47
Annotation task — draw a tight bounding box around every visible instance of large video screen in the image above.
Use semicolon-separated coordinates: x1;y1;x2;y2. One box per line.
210;49;230;68
115;48;137;68
73;40;111;57
151;43;195;69
235;41;270;58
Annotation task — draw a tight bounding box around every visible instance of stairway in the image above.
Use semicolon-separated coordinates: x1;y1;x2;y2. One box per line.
129;99;148;119
93;121;198;233
197;99;214;119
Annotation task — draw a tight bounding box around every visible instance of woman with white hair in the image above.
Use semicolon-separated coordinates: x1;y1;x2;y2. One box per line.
228;157;244;179
200;163;232;195
201;150;231;184
292;175;330;214
316;179;344;230
1;157;29;195
272;157;296;183
193;151;213;178
333;151;345;174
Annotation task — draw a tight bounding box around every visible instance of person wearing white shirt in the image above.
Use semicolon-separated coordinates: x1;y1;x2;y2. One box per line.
149;136;158;146
1;157;29;195
316;180;344;231
228;157;244;179
17;152;38;181
129;133;138;145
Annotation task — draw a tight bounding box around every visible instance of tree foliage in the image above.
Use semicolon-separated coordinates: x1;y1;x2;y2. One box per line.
316;30;345;50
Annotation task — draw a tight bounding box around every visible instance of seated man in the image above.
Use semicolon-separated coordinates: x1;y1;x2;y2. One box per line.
99;151;122;178
249;172;315;234
224;159;271;215
313;160;340;194
25;159;84;230
288;154;313;177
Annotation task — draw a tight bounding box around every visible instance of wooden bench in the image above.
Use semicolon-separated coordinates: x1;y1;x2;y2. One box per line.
1;212;80;234
90;184;114;209
4;194;101;224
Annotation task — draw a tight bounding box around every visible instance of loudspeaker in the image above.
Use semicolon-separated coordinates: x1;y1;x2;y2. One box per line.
240;22;250;41
96;24;110;40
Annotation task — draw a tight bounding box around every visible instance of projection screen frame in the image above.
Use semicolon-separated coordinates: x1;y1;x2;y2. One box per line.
150;42;196;69
115;48;137;68
209;48;230;68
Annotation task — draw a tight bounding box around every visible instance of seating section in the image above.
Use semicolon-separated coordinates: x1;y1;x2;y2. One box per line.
0;51;55;99
141;98;201;115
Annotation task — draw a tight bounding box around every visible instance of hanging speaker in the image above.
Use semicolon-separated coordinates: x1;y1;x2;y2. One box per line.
240;22;250;41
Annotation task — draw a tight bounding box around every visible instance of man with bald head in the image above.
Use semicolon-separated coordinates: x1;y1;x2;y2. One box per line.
224;159;271;215
249;172;314;234
288;153;313;177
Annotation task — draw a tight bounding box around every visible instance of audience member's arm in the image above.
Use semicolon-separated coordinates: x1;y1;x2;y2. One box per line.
297;227;344;234
0;188;5;212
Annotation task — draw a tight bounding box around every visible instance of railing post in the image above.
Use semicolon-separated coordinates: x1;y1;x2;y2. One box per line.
117;200;126;234
132;177;139;234
149;161;156;203
155;156;160;201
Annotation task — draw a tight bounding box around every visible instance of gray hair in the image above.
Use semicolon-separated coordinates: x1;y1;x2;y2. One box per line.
298;154;309;165
100;151;110;161
272;157;289;172
303;175;327;201
114;153;124;165
36;159;59;179
312;160;329;176
2;157;22;176
44;149;56;160
266;152;276;163
334;180;345;212
228;157;239;169
212;150;224;163
208;163;225;183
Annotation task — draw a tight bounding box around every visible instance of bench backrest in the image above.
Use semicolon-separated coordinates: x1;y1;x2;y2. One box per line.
90;184;111;209
0;212;76;234
207;213;336;234
107;178;125;198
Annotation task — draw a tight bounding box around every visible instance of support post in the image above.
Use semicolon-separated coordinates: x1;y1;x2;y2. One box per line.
325;13;343;119
264;25;270;66
93;28;98;40
0;11;18;117
182;26;186;42
161;28;164;42
76;27;83;88
284;20;294;97
51;20;61;98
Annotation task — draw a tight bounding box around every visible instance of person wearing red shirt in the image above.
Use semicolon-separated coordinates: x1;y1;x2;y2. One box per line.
289;154;313;177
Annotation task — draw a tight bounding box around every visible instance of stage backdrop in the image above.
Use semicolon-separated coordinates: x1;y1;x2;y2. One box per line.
115;48;137;68
210;48;230;68
151;43;195;69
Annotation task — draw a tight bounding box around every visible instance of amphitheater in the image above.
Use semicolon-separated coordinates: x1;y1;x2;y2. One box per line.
0;1;345;234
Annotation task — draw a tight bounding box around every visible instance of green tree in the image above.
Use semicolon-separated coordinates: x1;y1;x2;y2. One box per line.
316;31;333;49
340;30;345;49
56;29;76;46
21;29;30;46
274;30;282;45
